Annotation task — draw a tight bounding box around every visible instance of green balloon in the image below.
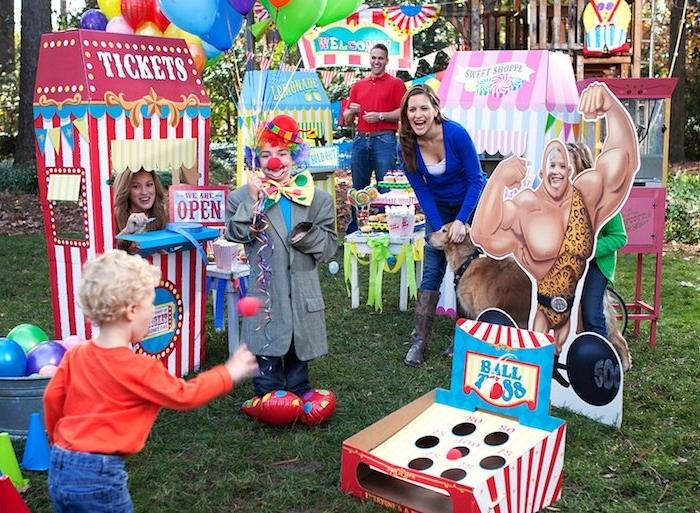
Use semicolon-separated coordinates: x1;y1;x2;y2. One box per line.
316;0;362;27
261;0;327;46
7;323;49;354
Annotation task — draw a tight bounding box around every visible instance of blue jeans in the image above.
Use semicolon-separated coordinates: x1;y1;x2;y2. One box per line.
347;132;397;233
48;445;132;513
253;340;311;396
581;260;609;339
422;203;463;292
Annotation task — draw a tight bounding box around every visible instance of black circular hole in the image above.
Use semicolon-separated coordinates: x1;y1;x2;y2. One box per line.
452;422;476;436
480;455;506;470
440;468;467;481
415;435;440;449
408;457;433;470
484;431;509;446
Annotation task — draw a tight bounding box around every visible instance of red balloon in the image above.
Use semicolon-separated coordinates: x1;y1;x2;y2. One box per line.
269;0;291;8
120;0;153;29
300;389;336;426
241;391;303;425
237;296;261;317
150;2;171;32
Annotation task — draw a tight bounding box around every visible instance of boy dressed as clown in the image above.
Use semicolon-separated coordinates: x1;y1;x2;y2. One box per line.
225;115;337;426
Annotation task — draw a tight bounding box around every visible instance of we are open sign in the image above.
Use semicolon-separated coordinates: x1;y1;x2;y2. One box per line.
169;185;228;227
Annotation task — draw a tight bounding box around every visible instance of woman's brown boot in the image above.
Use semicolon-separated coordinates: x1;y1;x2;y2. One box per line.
404;290;440;367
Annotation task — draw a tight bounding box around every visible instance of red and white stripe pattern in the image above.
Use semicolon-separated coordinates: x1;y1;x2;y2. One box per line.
471;129;528;157
37;110;210;376
383;5;441;36
457;319;554;348
319;70;335;87
473;424;566;513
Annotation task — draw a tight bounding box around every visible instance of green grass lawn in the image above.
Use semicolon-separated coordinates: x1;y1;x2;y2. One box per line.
1;234;699;513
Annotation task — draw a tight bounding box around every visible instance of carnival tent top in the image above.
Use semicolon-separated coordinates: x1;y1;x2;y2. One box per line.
237;70;333;181
439;50;580;183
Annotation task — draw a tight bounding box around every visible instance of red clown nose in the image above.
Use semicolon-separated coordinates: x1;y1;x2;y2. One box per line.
266;157;282;171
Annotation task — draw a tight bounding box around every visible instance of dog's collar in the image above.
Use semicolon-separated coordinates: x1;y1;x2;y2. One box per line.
453;249;481;290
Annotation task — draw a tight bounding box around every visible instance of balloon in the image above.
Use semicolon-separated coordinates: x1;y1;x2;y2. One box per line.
228;0;256;15
241;390;303;425
39;365;58;378
150;2;171;32
316;0;361;27
261;0;327;46
328;261;339;274
7;324;49;354
61;335;84;352
106;16;135;34
0;337;27;377
187;42;207;74
26;342;66;376
98;0;122;19
157;0;218;36
121;0;153;29
136;21;163;37
201;40;222;61
163;24;201;45
81;9;109;31
200;1;244;51
269;0;291;7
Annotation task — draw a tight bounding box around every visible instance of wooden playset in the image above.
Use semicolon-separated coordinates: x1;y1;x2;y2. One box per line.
341;319;566;513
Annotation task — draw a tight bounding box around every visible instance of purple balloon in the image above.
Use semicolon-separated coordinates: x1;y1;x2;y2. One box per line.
81;8;109;31
26;341;66;376
227;0;256;15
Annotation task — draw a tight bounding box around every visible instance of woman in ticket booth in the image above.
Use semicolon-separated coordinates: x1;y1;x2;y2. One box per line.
113;168;168;253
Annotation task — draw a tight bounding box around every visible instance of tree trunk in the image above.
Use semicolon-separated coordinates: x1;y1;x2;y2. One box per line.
14;0;51;165
668;0;686;163
0;0;14;73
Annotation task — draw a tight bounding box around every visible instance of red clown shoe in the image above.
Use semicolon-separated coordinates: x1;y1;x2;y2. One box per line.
241;390;303;426
300;389;337;426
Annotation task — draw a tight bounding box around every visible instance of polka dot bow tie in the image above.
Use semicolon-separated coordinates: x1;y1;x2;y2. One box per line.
260;170;315;210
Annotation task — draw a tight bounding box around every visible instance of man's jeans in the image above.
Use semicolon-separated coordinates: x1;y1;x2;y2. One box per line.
49;445;132;513
346;132;397;233
581;260;609;339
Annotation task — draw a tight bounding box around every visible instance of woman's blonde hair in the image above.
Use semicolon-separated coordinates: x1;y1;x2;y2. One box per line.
79;250;160;325
566;142;594;176
112;169;168;233
399;84;448;173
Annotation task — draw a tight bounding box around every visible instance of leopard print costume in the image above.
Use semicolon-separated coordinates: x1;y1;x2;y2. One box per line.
536;187;594;329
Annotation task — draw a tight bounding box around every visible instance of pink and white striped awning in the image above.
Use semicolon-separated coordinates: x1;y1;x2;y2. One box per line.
439;50;579;113
457;319;554;348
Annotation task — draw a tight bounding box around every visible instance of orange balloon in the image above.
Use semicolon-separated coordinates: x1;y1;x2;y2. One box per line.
135;21;163;37
188;43;207;74
269;0;291;7
164;24;201;46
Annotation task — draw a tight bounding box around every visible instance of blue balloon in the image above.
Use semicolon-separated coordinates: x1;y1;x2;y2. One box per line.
386;256;397;267
157;0;219;36
228;0;255;15
0;337;28;377
328;261;339;275
202;41;223;60
80;9;108;31
200;1;243;51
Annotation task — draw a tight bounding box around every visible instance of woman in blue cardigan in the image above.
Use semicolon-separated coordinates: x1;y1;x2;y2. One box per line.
399;84;486;367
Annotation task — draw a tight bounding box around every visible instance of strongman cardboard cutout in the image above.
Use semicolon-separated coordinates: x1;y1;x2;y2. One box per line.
470;82;640;427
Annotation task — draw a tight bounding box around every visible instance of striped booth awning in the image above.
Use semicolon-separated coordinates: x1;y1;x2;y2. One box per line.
111;138;197;174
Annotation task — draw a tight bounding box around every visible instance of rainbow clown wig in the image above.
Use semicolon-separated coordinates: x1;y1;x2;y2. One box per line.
246;114;309;170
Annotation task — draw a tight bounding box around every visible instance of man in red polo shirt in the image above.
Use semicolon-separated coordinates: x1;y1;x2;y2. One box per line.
343;43;406;233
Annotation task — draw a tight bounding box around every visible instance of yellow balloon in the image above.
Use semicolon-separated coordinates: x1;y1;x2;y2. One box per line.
163;24;201;46
136;22;164;38
97;0;121;20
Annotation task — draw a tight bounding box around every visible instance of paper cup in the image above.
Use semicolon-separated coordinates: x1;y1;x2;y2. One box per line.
214;244;235;270
388;214;415;237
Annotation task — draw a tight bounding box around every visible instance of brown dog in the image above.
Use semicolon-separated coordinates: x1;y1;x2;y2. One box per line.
429;223;632;370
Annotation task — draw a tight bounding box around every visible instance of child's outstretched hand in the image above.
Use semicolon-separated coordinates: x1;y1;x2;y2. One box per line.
224;344;259;383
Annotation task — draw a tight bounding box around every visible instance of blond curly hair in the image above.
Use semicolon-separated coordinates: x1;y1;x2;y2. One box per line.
79;250;161;325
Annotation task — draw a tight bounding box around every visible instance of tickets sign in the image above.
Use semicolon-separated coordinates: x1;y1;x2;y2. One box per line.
169;185;228;227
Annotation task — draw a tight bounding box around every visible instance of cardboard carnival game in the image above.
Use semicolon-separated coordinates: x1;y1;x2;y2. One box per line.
33;30;218;377
341;320;566;513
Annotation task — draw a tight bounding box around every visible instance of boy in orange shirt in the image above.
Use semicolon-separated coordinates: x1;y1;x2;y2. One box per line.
43;250;258;513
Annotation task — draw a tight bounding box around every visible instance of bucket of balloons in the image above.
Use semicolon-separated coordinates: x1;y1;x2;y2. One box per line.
0;323;84;437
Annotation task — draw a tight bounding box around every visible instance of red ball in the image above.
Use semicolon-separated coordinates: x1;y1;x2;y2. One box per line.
237;296;261;317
